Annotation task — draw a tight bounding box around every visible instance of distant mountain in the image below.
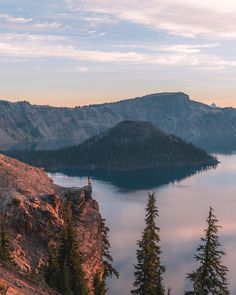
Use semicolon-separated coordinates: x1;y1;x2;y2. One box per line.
1;92;236;152
8;121;218;171
0;100;120;151
210;103;218;108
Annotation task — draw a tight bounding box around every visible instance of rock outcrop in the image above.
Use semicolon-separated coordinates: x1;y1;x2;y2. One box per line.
0;154;103;294
0;263;58;295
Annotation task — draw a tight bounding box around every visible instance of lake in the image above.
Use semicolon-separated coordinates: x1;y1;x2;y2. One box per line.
50;153;236;295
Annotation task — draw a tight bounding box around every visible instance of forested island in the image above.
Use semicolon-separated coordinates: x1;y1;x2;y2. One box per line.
6;121;218;171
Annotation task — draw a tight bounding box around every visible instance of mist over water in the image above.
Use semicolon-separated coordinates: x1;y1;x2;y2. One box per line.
50;153;236;295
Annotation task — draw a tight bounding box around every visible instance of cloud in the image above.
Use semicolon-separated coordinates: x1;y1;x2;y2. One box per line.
0;13;62;30
32;22;62;29
0;34;147;63
64;0;236;38
84;15;118;27
78;67;90;72
0;33;235;69
0;13;32;24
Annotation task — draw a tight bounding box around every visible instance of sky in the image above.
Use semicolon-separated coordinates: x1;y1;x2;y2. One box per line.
1;0;236;107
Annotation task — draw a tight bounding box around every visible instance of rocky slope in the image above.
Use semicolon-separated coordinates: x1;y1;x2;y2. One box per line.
0;154;103;294
0;100;119;151
0;263;58;295
1;92;236;152
8;121;218;171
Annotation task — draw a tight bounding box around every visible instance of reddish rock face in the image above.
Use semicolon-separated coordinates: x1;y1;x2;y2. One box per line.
0;263;59;295
0;154;103;294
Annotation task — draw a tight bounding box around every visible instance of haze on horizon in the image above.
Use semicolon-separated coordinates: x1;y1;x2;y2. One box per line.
1;1;236;107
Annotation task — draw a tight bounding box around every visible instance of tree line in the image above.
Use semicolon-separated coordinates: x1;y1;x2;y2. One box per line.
0;193;230;295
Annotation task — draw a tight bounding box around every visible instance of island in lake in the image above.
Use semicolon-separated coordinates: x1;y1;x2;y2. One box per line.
7;121;218;171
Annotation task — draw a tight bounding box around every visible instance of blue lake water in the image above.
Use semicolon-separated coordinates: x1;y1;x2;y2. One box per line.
50;153;236;295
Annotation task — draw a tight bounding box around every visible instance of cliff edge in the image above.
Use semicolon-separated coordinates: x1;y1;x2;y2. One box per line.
0;154;103;294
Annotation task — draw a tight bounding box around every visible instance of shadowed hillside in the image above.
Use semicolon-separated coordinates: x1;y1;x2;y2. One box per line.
7;121;218;171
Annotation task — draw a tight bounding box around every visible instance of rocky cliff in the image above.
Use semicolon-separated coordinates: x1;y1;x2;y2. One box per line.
0;263;58;295
0;154;103;294
1;92;236;152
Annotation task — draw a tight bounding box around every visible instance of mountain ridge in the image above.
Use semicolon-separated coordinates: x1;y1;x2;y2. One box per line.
0;92;192;108
1;92;236;152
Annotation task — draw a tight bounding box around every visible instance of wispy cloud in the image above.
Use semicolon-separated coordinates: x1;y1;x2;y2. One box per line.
32;22;62;29
78;67;90;72
0;13;32;23
84;15;118;27
0;33;144;63
0;13;62;30
158;43;219;54
0;33;235;70
65;0;236;38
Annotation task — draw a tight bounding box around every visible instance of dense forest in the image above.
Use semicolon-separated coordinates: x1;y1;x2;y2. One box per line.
6;121;218;171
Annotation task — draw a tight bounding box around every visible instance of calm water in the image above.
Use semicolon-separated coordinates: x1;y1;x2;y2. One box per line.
50;153;236;295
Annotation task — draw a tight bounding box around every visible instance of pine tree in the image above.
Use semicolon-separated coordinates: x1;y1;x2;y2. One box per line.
92;218;118;295
100;218;119;279
59;200;88;295
46;201;88;295
0;222;12;263
187;207;229;295
45;250;60;289
93;272;107;295
58;261;73;295
131;192;165;295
